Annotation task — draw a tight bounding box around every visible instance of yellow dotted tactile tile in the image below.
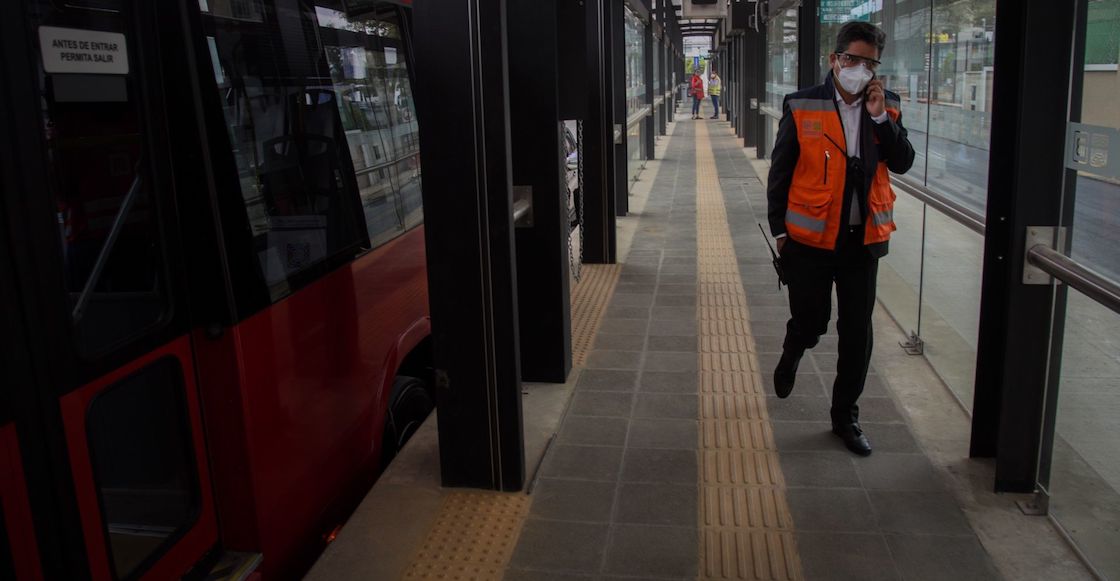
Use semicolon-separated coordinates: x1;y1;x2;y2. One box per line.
570;263;623;367
402;491;530;581
695;122;804;581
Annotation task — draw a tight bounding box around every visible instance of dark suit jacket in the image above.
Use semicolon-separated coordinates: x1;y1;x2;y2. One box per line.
766;72;915;258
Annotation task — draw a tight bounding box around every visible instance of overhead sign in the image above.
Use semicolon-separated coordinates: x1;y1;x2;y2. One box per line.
39;26;128;75
820;0;872;24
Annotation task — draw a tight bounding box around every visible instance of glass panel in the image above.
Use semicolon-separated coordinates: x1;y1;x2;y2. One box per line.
764;7;798;156
917;209;983;409
876;192;924;339
1048;293;1120;578
24;0;171;356
200;1;366;300
625;6;647;187
1048;6;1120;572
315;6;423;243
86;358;200;579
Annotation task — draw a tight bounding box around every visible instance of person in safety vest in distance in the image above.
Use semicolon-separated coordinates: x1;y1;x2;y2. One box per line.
766;21;915;457
708;71;722;119
689;71;705;120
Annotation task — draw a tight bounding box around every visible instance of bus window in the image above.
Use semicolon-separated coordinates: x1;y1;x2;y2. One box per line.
200;0;367;301
25;0;170;357
84;358;200;579
314;5;424;245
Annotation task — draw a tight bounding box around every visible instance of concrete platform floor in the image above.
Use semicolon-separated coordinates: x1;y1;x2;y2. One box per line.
306;111;1095;581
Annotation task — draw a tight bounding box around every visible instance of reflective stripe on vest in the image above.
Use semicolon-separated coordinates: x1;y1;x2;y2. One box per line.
786;209;827;232
871;209;894;226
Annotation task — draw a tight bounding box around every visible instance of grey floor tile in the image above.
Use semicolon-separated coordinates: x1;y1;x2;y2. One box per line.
510;519;609;573
760;372;830;398
772;421;846;453
752;335;786;354
570;392;635;418
616;283;657;295
620;274;658;286
656;283;697;295
648;319;698;336
653;293;697;308
795;532;901;581
611;293;655;308
860;374;891;397
642;352;698;373
598;318;650;336
856;423;920;453
558;416;629;447
855;453;946;491
639;371;698;394
811;351;839;373
603;524;698;578
503;570;593;581
592;334;647;352
621;448;697;484
585;350;643;371
748;320;789;337
651;306;695;321
660;264;698;276
857;397;906;424
542;444;623;481
747;306;791;322
614;482;698;527
813;336;840;353
787;488;878;532
780;451;861;488
645;335;697;352
627;418;697;449
868;491;974;536
885;534;1000;581
621;263;659;276
765;395;833;422
662;255;696;265
633;393;698;420
604;305;651;320
576;370;638;392
659;274;696;286
530;478;617;523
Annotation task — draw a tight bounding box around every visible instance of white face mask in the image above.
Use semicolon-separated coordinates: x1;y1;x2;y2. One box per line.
836;62;873;95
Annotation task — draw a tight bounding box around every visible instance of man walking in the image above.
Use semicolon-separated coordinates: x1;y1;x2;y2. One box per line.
766;22;915;456
708;71;722;119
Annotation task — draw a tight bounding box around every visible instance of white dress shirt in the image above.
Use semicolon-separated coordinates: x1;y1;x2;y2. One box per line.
835;89;889;225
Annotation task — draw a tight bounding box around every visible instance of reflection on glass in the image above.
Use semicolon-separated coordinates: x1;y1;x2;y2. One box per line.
1049;292;1120;579
625;6;648;187
764;8;798;156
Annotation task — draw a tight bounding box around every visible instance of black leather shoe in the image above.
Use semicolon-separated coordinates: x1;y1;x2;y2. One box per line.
832;423;873;456
772;349;804;398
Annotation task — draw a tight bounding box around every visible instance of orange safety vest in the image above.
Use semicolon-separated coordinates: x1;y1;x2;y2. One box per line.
783;96;901;250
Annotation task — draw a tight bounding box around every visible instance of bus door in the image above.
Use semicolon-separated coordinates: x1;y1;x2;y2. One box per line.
1;1;218;579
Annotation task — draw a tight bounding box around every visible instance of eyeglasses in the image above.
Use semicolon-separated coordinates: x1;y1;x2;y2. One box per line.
835;52;881;71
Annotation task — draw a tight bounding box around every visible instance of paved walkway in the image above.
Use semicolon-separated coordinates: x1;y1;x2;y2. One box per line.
505;114;1001;580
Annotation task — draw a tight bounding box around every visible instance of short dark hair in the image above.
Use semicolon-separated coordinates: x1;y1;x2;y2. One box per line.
834;21;886;55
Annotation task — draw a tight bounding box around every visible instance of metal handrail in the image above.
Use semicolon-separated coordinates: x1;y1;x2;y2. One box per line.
891;175;986;236
626;106;652;130
1027;245;1120;315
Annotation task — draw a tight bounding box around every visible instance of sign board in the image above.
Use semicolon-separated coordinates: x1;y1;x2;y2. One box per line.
820;0;872;24
39;26;128;75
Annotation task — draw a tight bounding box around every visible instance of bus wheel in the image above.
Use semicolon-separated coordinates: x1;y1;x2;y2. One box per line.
380;375;434;469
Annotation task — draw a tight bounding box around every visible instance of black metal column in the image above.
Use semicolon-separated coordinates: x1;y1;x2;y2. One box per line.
970;0;1080;492
413;0;525;491
643;13;655;160
610;0;629;215
797;0;821;89
746;20;766;155
508;0;572;383
582;0;618;263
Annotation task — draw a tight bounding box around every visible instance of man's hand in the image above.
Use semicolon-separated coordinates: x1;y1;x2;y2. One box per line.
866;79;885;118
776;237;787;254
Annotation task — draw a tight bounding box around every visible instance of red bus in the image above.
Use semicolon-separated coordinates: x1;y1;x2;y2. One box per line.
1;0;433;579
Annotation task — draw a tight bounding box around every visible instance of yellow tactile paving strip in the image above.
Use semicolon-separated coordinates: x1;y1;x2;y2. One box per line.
402;492;530;580
570;263;623;366
695;122;804;581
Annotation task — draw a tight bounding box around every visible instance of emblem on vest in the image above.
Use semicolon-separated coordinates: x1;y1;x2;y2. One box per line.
801;119;822;138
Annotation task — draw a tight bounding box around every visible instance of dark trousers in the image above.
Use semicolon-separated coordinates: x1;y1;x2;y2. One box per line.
781;229;879;425
711;95;720;117
692;96;702;115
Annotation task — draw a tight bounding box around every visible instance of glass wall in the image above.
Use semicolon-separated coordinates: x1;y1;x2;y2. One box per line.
1045;2;1120;574
763;7;799;155
624;6;648;188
